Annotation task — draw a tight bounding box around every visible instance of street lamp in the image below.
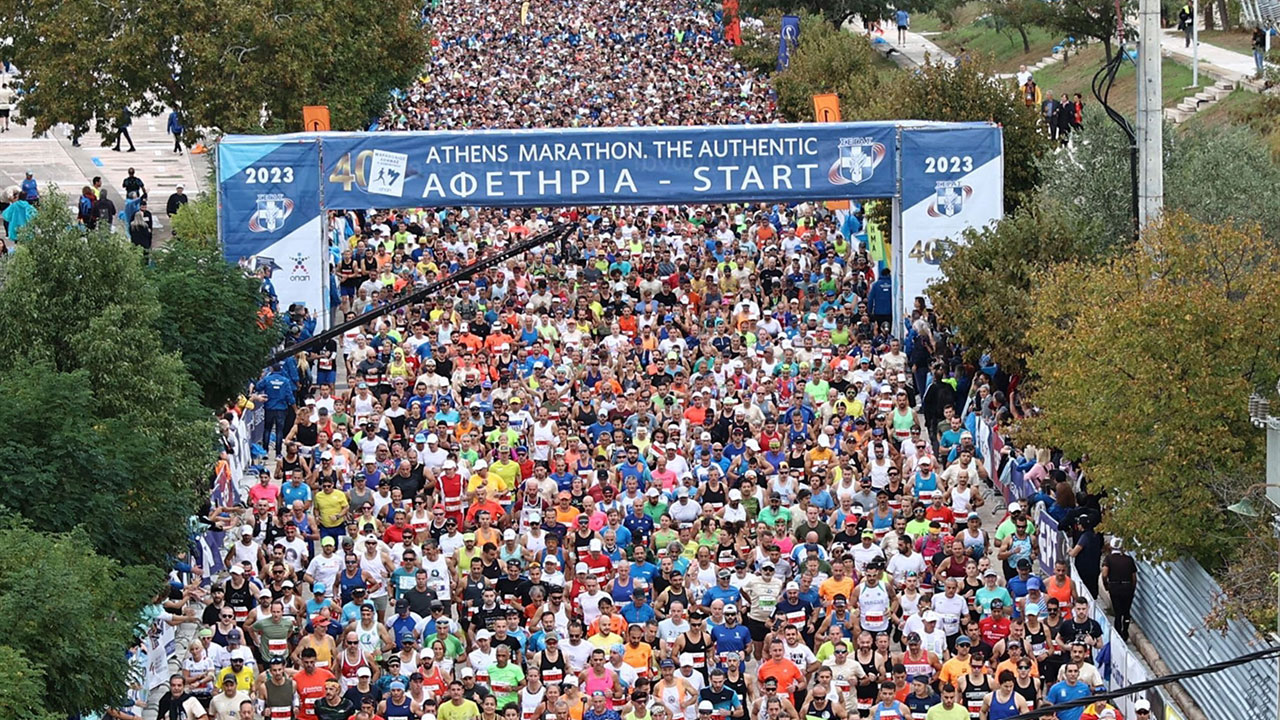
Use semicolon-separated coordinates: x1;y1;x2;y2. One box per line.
1226;485;1280;720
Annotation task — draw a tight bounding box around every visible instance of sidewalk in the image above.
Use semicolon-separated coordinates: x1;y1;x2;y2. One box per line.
0;110;211;234
1160;28;1262;85
846;20;956;68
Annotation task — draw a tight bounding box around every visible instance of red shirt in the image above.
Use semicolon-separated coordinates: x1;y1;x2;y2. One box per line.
979;616;1011;647
294;668;336;720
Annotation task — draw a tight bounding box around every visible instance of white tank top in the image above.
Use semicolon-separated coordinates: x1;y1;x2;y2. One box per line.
858;583;890;631
869;459;891;489
949;486;973;515
356;621;380;656
520;686;545;720
422;556;451;596
898;591;921;619
361;552;390;598
659;681;683;717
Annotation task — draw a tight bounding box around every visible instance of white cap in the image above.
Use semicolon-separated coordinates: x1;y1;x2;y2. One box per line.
240;526;253;536
785;581;799;591
426;433;439;443
357;666;373;677
589;539;602;552
922;611;939;623
472;459;487;470
1099;711;1116;720
575;562;590;573
320;451;333;460
503;529;517;540
1134;699;1152;712
817;435;830;448
476;629;493;640
230;565;245;575
698;702;714;712
443;459;457;468
1008;501;1023;513
729;489;742;501
647;487;661;497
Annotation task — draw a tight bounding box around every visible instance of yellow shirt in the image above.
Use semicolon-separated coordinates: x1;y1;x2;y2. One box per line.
440;699;481;720
314;490;350;528
467;472;509;496
215;666;255;693
588;632;624;651
489;460;521;490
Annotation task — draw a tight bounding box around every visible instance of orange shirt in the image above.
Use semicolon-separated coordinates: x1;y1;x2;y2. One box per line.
555;506;582;527
758;659;805;702
683;406;707;425
938;656;971;687
1045;575;1074;606
819;576;855;606
997;657;1038;678
294;668;336;720
622;642;654;676
590;613;629;639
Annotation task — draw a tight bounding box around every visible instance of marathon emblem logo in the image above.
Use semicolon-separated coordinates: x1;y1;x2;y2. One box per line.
928;180;973;218
367;149;409;198
248;194;294;233
828;137;886;186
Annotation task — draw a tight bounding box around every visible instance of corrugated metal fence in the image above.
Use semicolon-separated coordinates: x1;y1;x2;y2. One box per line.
1132;557;1278;720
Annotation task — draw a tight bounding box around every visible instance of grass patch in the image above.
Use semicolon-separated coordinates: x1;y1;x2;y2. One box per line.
1199;29;1256;55
1031;44;1202;114
912;3;1058;73
1179;89;1280;157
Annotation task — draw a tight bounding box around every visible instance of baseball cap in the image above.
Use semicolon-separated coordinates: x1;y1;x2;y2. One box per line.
1027;577;1043;591
785;581;799;592
956;635;972;646
729;488;742;501
476;629;493;641
724;604;738;614
1008;501;1023;513
1134;699;1152;712
357;666;373;677
589;539;602;552
504;528;517;541
698;702;714;713
390;681;406;691
575;562;590;574
660;659;675;668
922;611;939;622
320;536;335;547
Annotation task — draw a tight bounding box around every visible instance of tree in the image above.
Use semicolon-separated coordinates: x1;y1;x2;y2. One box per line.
860;58;1050;212
0;646;57;720
2;0;428;137
743;0;936;29
928;206;1103;374
0;519;159;718
928;115;1280;376
1024;214;1280;564
1035;0;1130;61
988;0;1044;53
169;193;220;249
149;236;284;408
0;197;213;567
771;15;886;121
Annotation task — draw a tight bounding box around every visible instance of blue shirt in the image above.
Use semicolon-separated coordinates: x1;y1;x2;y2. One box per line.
21;177;38;201
1045;680;1091;720
281;482;313;507
620;601;657;625
630;561;659;584
710;622;752;657
895;9;909;25
702;585;742;608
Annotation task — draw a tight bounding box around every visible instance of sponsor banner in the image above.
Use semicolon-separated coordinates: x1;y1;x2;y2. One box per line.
309;123;900;208
1035;508;1067;578
217;139;327;325
897;126;1004;315
778;15;800;69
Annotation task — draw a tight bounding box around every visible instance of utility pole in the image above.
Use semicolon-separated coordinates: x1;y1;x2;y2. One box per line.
1192;0;1200;86
1138;0;1165;227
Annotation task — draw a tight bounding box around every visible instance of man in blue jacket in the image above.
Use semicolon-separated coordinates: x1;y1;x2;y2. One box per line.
259;364;296;457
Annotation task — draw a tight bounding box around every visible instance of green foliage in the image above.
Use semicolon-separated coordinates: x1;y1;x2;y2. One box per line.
1024;214;1280;563
1165;124;1280;235
929;207;1100;372
986;0;1047;53
170;193;220;250
3;0;428;136
1035;0;1130;60
0;197;213;567
0;646;57;720
0;519;159;718
772;17;887;120
150;237;284;408
865;59;1050;212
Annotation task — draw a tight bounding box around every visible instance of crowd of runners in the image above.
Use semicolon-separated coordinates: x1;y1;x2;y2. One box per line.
144;1;1143;720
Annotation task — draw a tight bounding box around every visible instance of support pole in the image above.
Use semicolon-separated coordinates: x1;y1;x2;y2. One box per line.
1138;0;1164;228
1192;0;1200;86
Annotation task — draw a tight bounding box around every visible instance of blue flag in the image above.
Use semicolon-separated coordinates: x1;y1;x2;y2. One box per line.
778;15;800;70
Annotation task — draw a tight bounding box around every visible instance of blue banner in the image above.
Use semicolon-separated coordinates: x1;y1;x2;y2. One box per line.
217;139;328;325
778;15;800;70
309;123;899;208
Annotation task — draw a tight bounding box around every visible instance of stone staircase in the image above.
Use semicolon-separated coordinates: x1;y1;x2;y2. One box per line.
1164;79;1237;123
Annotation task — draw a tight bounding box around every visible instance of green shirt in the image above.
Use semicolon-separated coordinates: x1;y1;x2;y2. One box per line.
644;501;669;525
253;615;296;659
758;506;792;527
995;518;1036;543
925;702;970;720
486;662;525;706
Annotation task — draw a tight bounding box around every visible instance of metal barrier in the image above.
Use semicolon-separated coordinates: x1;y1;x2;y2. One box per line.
1132;557;1278;720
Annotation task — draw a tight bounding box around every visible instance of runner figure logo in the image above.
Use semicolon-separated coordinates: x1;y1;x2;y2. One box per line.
368;150;409;198
927;181;973;217
828;137;886;186
248;195;294;232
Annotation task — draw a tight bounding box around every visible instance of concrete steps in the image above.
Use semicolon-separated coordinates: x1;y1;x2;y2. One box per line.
1165;79;1237;124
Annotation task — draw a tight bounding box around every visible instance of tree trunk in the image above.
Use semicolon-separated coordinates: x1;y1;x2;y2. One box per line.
1203;1;1216;30
1102;35;1112;62
1216;0;1230;29
1019;25;1031;53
